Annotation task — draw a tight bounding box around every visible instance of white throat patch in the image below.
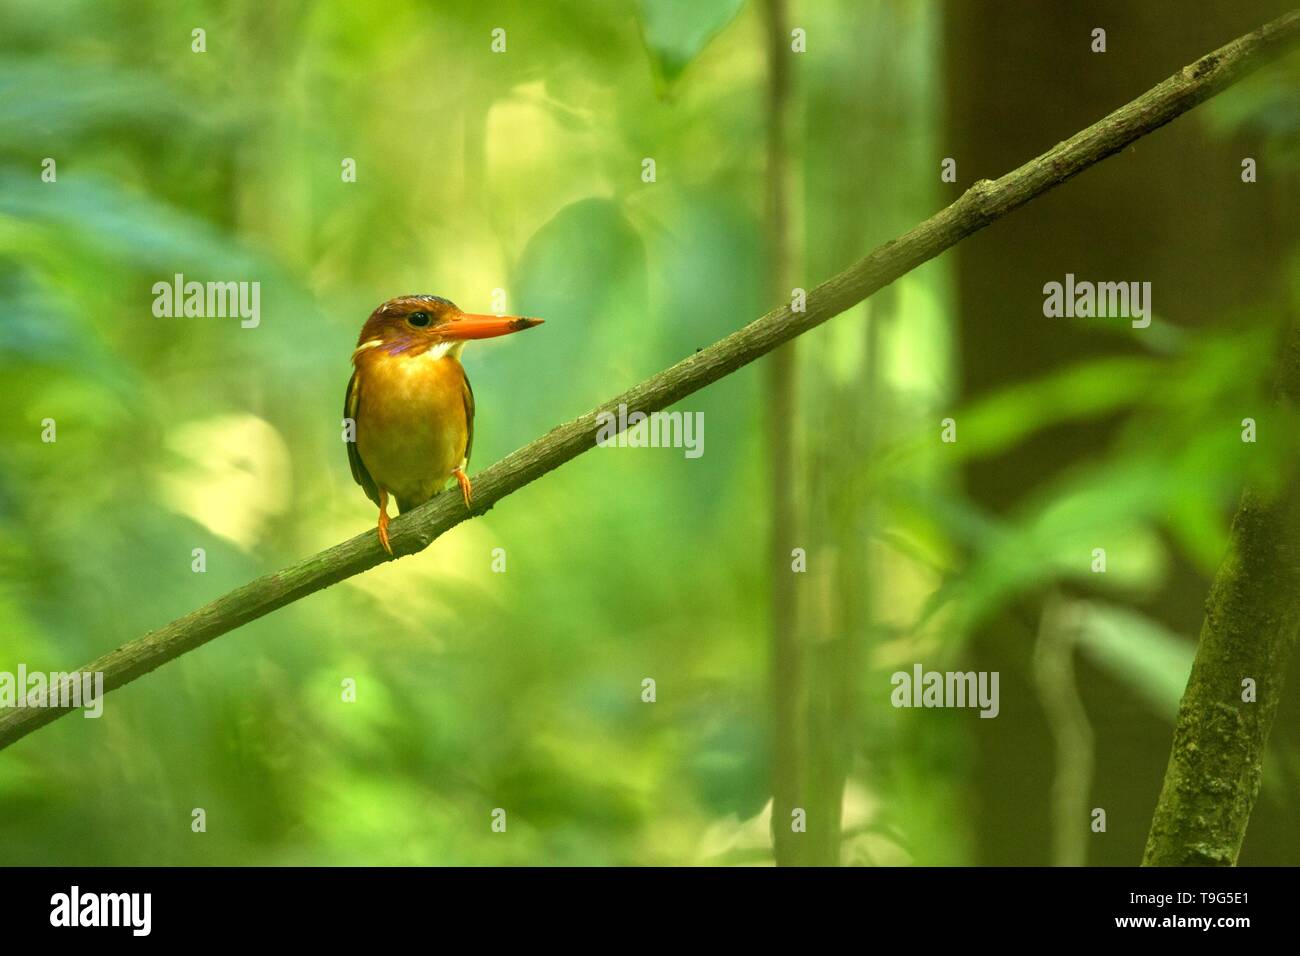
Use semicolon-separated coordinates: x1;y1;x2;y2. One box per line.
426;340;465;361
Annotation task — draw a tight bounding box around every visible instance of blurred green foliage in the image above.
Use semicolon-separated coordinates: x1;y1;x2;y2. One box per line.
0;0;1296;866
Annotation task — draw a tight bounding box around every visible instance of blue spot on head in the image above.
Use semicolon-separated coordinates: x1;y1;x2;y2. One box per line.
405;294;457;310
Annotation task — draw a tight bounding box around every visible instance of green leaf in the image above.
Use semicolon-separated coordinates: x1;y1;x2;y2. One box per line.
1071;601;1194;719
514;197;645;327
636;0;746;86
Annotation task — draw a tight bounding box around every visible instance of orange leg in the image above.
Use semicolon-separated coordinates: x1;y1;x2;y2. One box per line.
376;487;393;555
452;467;473;509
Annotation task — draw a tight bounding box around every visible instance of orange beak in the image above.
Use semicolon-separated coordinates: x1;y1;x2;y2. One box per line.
443;312;544;340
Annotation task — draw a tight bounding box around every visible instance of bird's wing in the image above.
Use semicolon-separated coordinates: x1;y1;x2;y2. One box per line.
461;367;476;467
345;370;380;506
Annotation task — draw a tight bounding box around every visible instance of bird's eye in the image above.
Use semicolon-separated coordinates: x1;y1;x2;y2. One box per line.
408;311;432;328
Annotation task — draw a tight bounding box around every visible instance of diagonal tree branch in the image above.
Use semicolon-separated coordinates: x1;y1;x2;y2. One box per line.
3;10;1298;753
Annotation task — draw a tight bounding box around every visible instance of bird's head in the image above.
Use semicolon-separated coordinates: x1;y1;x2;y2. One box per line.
354;294;543;360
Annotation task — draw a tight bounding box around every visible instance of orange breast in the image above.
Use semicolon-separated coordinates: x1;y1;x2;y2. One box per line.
354;348;469;509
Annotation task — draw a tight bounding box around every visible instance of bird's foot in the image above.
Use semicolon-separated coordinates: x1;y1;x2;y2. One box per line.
377;494;393;556
452;467;473;509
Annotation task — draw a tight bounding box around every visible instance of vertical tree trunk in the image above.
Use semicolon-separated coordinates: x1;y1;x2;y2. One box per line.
762;0;807;868
944;0;1299;864
1144;320;1300;865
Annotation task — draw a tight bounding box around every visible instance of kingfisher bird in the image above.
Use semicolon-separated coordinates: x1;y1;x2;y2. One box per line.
345;294;544;555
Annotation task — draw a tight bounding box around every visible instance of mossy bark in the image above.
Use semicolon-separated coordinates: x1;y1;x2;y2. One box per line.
1144;322;1300;865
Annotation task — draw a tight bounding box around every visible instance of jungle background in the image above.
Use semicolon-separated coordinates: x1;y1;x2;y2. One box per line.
1;0;1298;865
